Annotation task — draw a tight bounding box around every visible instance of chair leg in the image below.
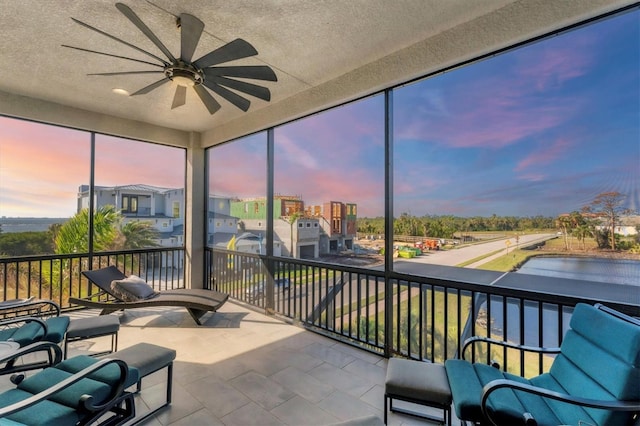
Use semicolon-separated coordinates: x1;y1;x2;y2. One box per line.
384;394;388;424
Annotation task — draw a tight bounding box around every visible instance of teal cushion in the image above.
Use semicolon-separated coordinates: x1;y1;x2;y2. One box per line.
570;303;640;365
1;316;69;347
6;322;43;346
0;389;80;425
0;329;19;342
39;316;70;344
17;368;112;409
530;372;596;426
56;355;139;389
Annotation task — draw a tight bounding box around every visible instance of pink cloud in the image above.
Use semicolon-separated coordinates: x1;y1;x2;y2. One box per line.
396;43;594;149
515;137;574;173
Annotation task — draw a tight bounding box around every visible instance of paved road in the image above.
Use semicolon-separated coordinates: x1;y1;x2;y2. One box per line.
402;233;556;267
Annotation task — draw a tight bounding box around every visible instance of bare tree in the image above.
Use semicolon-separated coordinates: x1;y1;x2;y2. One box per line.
583;191;633;251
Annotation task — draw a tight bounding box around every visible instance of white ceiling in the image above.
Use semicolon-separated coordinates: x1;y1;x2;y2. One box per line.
0;0;632;148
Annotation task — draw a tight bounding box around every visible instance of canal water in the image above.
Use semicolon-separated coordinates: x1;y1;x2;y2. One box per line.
517;256;640;286
486;256;639;346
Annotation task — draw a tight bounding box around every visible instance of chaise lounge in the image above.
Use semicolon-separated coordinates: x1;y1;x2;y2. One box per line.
70;266;229;325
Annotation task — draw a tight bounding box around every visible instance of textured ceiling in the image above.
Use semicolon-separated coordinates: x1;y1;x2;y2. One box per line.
0;0;632;147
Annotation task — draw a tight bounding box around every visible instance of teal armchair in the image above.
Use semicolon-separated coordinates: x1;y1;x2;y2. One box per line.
445;303;640;425
0;355;139;425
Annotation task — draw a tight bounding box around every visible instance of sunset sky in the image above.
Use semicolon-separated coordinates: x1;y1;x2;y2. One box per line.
1;9;638;219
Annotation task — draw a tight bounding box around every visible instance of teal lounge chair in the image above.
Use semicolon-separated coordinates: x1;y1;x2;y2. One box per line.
445;303;640;425
0;354;137;425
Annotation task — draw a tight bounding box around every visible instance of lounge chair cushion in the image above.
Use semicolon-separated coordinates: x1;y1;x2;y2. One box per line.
55;354;140;389
110;275;158;302
0;389;80;425
17;367;114;409
0;316;70;346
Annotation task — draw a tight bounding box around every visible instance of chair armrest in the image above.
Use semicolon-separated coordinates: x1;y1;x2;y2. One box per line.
0;358;130;417
0;341;63;377
480;378;640;426
461;336;561;361
0;299;61;319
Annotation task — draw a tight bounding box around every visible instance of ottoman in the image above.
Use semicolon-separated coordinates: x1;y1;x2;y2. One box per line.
385;357;452;425
64;315;120;359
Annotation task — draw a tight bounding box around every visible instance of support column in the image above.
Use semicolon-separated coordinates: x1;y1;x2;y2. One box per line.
185;132;205;289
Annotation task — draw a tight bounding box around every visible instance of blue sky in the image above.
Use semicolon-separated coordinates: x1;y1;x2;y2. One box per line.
2;9;639;219
212;9;638;218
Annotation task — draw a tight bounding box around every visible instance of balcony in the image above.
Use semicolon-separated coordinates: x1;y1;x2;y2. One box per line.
1;246;638;424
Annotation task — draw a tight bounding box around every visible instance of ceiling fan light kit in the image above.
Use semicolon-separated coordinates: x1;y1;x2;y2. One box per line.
65;2;277;115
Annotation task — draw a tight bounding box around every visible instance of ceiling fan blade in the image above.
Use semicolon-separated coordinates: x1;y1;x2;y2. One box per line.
179;13;204;62
203;80;250;111
62;45;163;68
203;65;278;82
206;74;271;101
171;85;187;109
193;39;258;69
115;2;176;63
130;78;170;96
193;85;221;115
88;71;164;76
71;18;168;65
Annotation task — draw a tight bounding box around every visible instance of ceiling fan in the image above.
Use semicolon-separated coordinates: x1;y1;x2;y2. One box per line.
63;2;277;115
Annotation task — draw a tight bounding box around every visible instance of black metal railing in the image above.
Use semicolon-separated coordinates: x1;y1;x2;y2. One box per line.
0;247;185;309
207;247;638;377
2;246;636;378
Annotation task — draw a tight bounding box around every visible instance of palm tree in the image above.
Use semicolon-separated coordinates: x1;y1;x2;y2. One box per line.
119;221;159;249
556;215;572;250
55;206;120;254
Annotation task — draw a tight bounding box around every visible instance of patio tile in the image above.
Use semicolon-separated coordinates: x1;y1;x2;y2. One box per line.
166;408;223;426
185;374;251;417
316;390;382;421
307;362;375;398
270;395;339;426
221;401;286;426
270;366;334;403
302;342;356;368
343;358;387;384
229;371;296;410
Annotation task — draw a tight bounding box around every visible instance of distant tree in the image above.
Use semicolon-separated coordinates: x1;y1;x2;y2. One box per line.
583;191;633;251
0;232;54;256
556;215;572;250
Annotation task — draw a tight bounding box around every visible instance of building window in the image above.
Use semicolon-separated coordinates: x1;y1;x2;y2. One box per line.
122;195;138;213
172;201;180;218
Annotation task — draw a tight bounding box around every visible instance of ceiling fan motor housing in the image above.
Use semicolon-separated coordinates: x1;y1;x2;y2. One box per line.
165;62;203;87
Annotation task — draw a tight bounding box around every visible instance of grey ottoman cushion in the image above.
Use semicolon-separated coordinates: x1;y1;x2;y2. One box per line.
106;342;176;378
385;357;451;405
67;315;120;338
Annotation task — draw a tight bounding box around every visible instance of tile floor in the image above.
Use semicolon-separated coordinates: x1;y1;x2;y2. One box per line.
3;302;453;426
